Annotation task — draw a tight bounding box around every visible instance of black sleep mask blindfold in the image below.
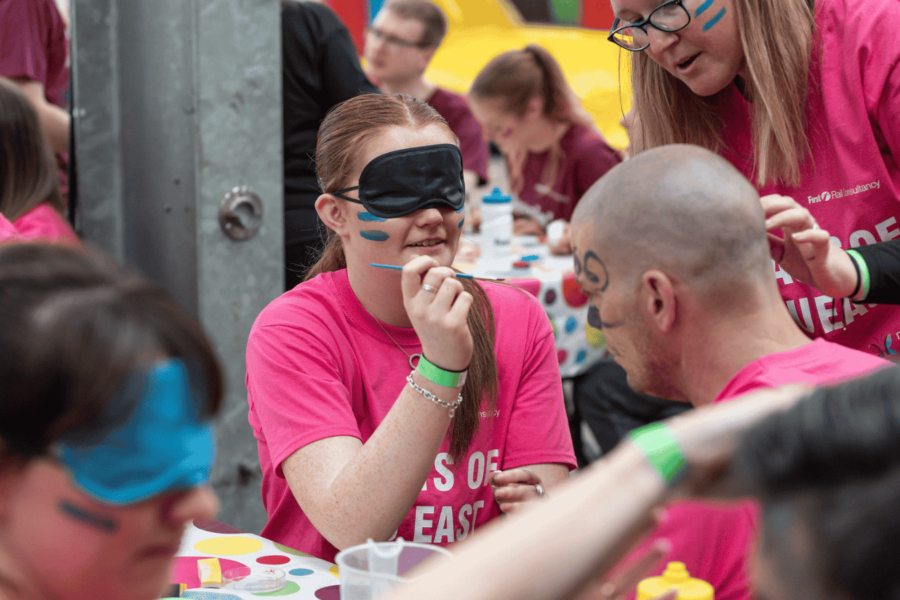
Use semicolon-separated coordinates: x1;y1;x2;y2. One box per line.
332;143;466;219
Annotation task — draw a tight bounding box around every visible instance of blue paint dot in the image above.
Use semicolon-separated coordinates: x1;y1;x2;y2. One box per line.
183;592;243;600
289;568;314;577
458;218;465;229
565;316;578;334
576;349;587;364
358;212;387;223
702;7;726;31
360;230;390;241
695;0;714;16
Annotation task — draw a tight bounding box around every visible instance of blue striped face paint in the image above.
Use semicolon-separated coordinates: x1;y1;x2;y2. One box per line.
458;218;465;230
357;211;387;223
702;6;726;31
694;0;714;16
360;230;390;241
455;205;464;214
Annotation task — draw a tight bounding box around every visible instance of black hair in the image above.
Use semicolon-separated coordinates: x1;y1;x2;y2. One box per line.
0;243;223;461
732;366;900;600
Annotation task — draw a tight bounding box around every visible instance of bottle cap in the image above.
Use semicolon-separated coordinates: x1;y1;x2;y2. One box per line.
483;187;511;204
636;562;714;600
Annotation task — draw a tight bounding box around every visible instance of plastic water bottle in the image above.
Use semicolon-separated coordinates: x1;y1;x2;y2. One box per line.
480;187;512;267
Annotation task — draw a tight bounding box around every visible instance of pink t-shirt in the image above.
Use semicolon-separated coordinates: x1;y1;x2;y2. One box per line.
0;0;69;107
0;214;21;243
515;124;620;226
427;88;489;183
719;0;900;356
621;339;890;600
14;204;78;244
246;269;576;561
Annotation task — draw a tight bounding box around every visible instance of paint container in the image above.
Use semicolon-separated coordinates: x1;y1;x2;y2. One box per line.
197;557;222;588
223;567;287;593
480;187;512;268
636;562;714;600
335;538;452;600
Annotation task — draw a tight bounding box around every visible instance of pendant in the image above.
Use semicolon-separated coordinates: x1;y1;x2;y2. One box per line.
409;353;421;369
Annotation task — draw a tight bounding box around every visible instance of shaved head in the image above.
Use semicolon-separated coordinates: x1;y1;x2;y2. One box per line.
573;144;770;304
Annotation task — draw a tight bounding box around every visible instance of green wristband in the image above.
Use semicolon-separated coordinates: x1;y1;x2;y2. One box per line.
629;422;686;485
416;355;468;388
847;249;870;302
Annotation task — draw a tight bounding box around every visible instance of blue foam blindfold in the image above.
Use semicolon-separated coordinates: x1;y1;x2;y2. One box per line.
54;359;215;505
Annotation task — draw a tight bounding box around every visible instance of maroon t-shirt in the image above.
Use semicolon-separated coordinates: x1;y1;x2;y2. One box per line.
427;87;489;183
0;0;69;106
516;124;620;225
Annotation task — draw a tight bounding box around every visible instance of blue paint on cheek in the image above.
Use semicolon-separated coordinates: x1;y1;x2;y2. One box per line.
695;0;715;17
702;6;726;31
458;218;465;229
455;205;465;214
358;211;387;222
360;230;390;241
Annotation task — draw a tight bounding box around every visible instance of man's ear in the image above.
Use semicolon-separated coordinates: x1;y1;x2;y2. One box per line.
641;269;677;333
315;193;350;237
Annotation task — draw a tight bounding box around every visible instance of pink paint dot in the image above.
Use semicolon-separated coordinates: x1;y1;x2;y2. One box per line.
557;349;568;364
314;585;341;600
257;555;291;565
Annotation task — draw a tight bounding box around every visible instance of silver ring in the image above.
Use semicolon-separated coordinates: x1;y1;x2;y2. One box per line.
534;483;545;497
421;284;438;294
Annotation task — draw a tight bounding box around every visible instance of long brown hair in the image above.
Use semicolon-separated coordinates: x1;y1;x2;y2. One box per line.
470;45;595;195
0;78;64;221
307;93;497;464
630;0;816;187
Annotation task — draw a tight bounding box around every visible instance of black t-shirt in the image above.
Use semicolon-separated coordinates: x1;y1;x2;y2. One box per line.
282;1;378;212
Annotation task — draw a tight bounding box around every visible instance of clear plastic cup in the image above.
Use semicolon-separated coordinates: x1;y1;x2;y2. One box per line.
222;566;287;592
335;538;452;600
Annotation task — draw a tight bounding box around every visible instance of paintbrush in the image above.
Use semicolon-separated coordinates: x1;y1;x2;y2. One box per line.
370;263;505;282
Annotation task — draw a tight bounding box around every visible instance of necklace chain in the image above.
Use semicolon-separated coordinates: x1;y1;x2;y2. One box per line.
364;306;421;370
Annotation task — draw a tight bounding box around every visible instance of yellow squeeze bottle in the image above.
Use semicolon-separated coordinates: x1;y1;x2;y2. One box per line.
636;562;714;600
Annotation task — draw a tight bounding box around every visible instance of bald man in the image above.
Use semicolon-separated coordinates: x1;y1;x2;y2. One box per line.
570;145;889;600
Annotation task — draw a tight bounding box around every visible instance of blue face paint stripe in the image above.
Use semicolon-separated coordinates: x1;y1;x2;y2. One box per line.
59;500;119;532
455;206;464;214
360;230;390;241
702;7;726;31
695;0;715;17
458;218;465;229
357;212;387;223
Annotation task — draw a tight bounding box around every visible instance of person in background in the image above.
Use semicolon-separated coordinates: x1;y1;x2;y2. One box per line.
0;0;70;208
0;79;78;244
0;243;222;600
610;0;900;356
282;0;379;289
569;145;888;600
246;93;575;562
468;45;620;255
364;0;489;223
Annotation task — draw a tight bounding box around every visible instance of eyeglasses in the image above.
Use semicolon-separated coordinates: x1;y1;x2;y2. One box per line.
366;27;429;49
607;0;691;52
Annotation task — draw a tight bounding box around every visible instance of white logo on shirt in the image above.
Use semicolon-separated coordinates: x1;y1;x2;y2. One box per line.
807;180;881;204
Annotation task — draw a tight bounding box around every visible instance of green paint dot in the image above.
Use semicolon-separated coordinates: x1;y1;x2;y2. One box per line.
273;542;311;557
254;581;300;597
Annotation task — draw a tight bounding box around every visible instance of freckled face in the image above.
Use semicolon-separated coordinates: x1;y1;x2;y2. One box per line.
340;125;465;270
611;0;744;97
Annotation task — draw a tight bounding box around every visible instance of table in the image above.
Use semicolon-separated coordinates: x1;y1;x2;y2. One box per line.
170;519;340;599
456;234;607;379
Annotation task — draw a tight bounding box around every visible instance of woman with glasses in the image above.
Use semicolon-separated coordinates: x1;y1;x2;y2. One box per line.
608;0;900;356
467;45;620;255
245;93;575;562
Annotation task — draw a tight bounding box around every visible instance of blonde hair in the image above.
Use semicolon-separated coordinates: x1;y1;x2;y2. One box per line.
631;0;816;187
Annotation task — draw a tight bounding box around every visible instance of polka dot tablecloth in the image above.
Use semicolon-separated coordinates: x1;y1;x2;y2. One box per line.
460;236;607;379
169;519;340;600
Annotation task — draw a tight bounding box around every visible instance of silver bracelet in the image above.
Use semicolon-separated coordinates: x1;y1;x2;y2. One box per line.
407;373;463;418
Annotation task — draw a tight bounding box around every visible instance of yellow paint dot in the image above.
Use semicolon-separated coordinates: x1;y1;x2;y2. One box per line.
194;536;264;556
329;565;339;578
